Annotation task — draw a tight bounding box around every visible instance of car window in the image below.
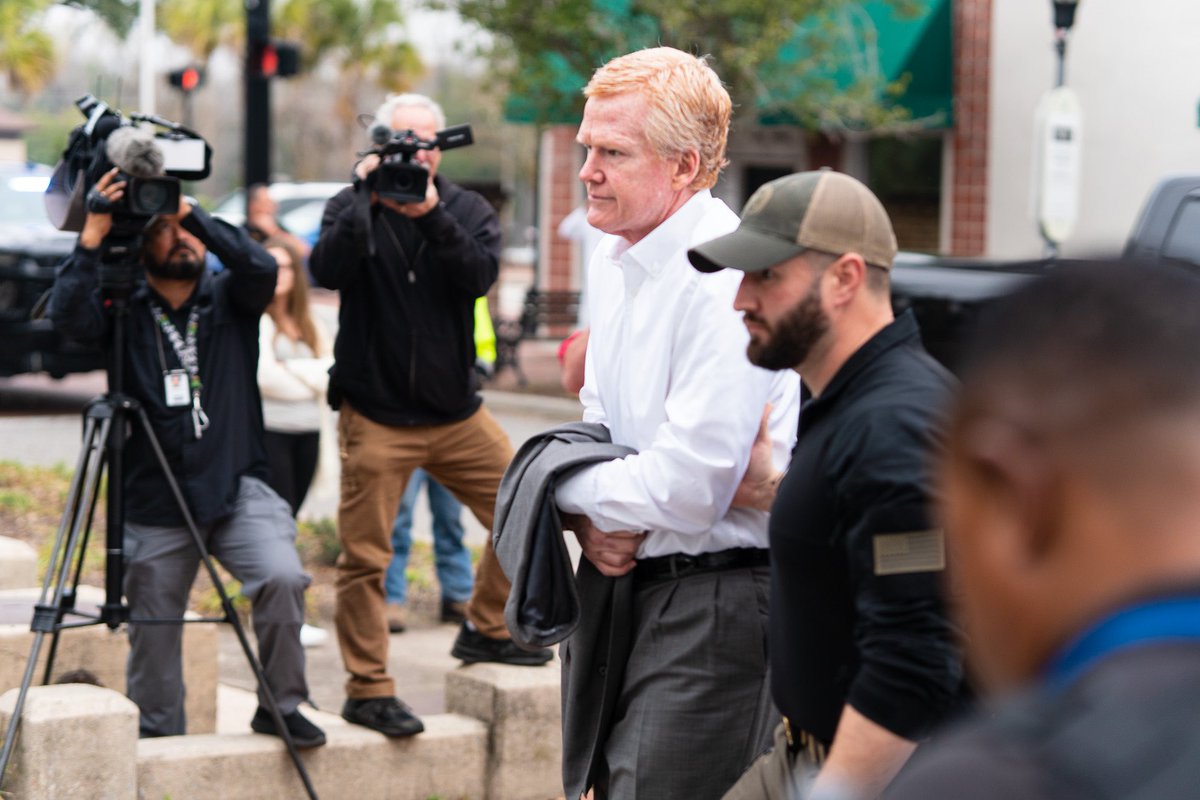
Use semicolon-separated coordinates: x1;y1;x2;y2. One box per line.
280;200;327;243
211;189;246;218
1;173;52;226
1163;195;1200;266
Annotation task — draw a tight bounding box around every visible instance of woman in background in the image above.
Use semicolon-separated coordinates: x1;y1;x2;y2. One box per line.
258;237;333;516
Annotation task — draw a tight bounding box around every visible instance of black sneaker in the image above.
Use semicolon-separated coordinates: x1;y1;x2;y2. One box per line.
250;706;327;749
450;622;554;666
341;697;425;738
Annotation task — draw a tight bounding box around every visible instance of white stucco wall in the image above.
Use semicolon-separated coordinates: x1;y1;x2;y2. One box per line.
989;1;1200;258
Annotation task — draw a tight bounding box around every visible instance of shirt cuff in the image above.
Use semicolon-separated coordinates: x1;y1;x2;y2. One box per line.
555;465;598;516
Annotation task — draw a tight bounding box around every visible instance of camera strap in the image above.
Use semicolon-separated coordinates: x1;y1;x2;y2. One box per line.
353;182;377;260
149;300;210;439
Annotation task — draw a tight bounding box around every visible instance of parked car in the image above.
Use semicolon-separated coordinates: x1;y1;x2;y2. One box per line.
890;173;1200;372
0;160;103;377
211;181;348;249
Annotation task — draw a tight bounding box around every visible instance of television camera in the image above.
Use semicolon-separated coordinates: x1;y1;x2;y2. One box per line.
362;122;473;204
44;94;212;289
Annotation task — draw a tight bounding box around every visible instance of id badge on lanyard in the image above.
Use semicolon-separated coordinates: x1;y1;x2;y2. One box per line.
151;302;210;438
163;369;190;407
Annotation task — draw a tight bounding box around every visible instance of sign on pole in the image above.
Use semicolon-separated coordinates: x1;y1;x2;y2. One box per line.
1034;86;1084;246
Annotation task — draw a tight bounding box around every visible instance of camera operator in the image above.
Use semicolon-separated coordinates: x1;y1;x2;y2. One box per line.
311;93;551;739
47;168;325;748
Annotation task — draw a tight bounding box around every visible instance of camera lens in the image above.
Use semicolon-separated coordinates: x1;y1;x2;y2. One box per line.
133;181;172;213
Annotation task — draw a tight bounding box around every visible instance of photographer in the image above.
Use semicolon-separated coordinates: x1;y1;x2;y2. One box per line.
47;168;325;748
311;93;550;739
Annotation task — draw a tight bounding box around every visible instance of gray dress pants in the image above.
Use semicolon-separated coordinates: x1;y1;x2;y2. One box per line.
596;564;775;799
124;475;311;736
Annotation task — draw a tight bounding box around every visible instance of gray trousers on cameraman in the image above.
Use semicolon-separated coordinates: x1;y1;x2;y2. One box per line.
124;476;311;737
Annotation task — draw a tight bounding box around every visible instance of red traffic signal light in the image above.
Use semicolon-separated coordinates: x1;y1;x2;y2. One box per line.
260;44;279;77
250;40;300;79
168;66;204;93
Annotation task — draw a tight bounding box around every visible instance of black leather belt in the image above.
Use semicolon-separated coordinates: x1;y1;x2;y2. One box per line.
633;547;769;583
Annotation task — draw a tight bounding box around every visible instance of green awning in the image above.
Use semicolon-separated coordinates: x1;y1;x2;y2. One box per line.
503;52;590;125
758;0;952;128
503;0;952;129
868;0;952;124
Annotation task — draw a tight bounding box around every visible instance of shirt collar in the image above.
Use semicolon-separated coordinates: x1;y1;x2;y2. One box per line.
136;270;209;311
809;309;922;404
611;190;712;280
1043;591;1200;691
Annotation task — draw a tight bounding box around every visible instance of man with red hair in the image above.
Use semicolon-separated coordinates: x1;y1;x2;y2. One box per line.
553;47;800;800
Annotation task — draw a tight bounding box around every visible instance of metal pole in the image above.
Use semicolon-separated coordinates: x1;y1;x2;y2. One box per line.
1054;30;1067;89
138;0;156;116
245;0;272;197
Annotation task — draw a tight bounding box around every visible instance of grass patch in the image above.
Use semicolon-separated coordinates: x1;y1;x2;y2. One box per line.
0;490;33;513
296;517;340;567
0;462;475;628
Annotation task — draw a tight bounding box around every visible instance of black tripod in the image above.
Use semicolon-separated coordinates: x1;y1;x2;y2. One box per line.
0;275;319;798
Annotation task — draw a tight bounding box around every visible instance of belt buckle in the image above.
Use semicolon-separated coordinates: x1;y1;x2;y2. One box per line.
782;716;795;749
670;553;697;579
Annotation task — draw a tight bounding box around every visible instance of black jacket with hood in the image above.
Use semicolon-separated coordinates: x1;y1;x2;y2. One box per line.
310;175;501;426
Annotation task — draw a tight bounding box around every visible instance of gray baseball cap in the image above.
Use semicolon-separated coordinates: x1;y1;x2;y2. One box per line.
688;169;898;273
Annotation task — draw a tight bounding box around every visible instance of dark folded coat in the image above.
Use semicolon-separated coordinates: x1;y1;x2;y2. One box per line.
491;420;634;648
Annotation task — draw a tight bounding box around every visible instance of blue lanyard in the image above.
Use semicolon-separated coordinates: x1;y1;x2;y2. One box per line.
1043;595;1200;690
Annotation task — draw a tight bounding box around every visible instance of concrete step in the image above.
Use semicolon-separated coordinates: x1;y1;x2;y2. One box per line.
142;686;489;800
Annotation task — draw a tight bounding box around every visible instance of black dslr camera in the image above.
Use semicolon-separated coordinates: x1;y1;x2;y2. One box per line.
361;123;473;204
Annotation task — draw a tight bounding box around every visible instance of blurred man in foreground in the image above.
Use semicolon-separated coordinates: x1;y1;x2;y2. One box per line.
886;260;1200;799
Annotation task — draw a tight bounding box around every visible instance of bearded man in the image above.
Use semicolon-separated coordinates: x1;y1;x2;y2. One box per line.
49;169;324;748
689;170;965;800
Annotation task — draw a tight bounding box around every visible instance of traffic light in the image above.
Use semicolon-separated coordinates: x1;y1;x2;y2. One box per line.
167;66;204;93
250;40;301;79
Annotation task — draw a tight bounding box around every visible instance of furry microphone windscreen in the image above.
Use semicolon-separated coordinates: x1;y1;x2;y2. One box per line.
105;126;165;178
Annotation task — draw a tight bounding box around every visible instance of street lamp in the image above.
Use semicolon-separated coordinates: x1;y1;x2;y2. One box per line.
1036;0;1083;257
1051;1;1080;88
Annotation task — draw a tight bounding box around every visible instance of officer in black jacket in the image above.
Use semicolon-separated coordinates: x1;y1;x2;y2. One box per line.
48;169;324;747
310;93;551;740
689;171;964;800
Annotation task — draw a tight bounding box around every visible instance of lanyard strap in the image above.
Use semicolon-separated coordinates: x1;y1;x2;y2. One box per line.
149;301;210;439
150;302;200;382
1043;595;1200;690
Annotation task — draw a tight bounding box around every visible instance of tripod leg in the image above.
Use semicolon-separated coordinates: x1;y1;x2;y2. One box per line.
132;406;320;800
0;411;112;786
42;458;107;686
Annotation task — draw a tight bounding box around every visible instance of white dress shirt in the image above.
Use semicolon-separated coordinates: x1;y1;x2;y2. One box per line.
555;191;800;557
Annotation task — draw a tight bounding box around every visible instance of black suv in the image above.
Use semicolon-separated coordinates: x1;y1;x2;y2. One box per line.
0;160;103;377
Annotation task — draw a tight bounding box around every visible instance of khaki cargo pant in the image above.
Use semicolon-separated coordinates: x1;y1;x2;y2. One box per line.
334;402;514;699
722;720;823;800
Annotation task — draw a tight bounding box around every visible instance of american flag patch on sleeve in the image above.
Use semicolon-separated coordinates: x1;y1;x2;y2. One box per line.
873;530;946;575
